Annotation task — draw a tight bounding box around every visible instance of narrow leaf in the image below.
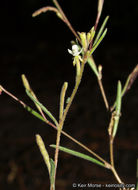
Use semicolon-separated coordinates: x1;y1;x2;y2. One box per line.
112;81;122;137
24;105;45;122
26;89;58;126
50;144;105;168
50;158;55;190
93;16;109;46
36;134;51;175
90;28;107;55
87;56;99;77
59;82;68;120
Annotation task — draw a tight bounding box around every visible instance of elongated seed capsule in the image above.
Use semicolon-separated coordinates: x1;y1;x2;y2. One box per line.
59;82;68;120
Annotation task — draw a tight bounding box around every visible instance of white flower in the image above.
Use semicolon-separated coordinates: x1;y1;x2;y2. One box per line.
68;44;82;57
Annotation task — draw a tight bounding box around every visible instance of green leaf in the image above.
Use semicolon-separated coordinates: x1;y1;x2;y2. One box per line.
24;105;45;122
90;28;107;55
93;16;109;47
112;81;122;137
87;56;99;78
50;158;55;190
26;89;58;126
50;144;105;168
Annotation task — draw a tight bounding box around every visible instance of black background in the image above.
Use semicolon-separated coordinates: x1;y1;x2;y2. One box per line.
0;0;138;189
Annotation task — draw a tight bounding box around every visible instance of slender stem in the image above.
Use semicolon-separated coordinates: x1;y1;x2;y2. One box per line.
62;130;110;168
53;0;81;43
109;137;114;167
54;123;62;179
108;113;115;168
111;167;123;184
0;86;26;107
97;78;109;110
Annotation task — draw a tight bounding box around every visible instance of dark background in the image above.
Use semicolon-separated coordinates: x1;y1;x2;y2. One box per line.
0;0;138;189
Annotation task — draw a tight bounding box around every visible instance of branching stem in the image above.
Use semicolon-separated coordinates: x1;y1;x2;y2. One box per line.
0;84;124;184
54;59;86;179
53;0;81;43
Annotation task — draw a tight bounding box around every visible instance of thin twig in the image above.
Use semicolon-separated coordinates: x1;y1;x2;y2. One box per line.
111;167;123;184
0;85;26;107
53;0;81;43
97;78;109;110
108;112;115;167
109;137;114;167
